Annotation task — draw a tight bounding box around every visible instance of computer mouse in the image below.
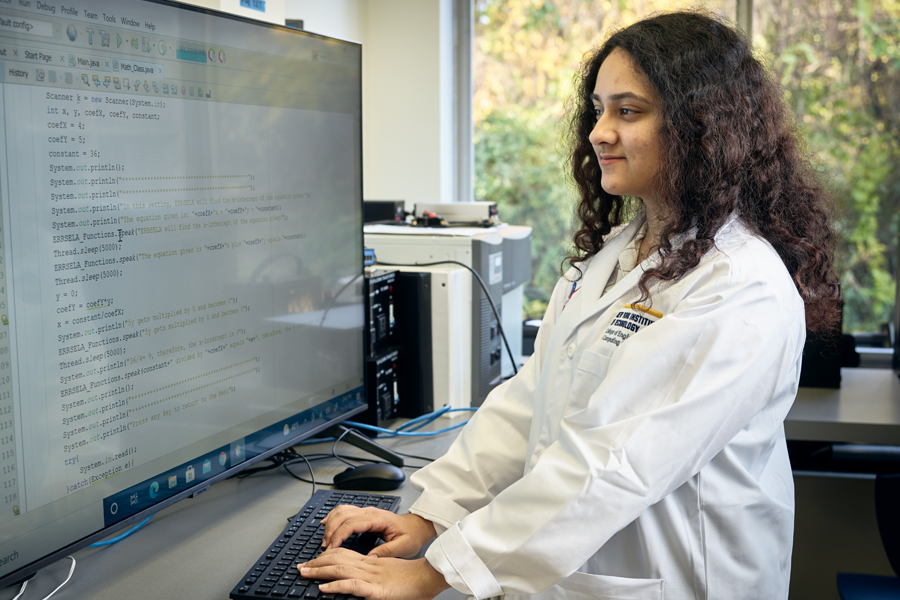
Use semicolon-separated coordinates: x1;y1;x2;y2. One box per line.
332;463;406;491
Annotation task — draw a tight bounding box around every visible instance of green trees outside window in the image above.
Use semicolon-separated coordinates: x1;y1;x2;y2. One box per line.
475;0;900;335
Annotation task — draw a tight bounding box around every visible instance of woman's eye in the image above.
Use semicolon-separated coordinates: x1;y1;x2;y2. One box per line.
594;108;603;119
621;108;634;115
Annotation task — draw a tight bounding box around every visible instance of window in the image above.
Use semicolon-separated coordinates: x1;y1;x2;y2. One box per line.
474;0;736;319
475;0;900;341
755;0;900;339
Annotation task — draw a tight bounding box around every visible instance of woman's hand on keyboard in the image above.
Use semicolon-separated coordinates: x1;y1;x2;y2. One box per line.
321;506;436;558
300;551;449;600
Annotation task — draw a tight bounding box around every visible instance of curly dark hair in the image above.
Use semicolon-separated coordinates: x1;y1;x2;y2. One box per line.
564;10;841;333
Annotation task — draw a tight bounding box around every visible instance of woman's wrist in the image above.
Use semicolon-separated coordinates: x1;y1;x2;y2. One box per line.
414;557;452;599
404;512;438;547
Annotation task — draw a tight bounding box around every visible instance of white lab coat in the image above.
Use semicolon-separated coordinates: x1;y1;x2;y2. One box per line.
408;213;805;600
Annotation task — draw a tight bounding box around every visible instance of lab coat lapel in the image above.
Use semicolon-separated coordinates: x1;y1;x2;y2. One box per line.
575;217;644;315
571;257;653;334
568;217;650;332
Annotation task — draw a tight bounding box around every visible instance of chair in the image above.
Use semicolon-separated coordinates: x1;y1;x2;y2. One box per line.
837;473;900;599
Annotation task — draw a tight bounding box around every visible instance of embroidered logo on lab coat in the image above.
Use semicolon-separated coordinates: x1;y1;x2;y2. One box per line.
601;304;662;347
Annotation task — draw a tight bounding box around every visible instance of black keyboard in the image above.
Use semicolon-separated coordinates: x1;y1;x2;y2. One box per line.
229;490;401;599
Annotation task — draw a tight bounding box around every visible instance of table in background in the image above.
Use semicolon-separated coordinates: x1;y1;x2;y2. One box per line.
787;367;900;444
787;368;900;600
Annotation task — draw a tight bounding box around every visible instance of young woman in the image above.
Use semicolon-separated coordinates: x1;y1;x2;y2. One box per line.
299;10;840;600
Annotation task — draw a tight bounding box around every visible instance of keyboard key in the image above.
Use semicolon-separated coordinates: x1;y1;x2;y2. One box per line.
286;587;307;598
271;586;289;597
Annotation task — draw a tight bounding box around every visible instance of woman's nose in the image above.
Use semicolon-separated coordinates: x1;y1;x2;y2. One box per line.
589;116;615;147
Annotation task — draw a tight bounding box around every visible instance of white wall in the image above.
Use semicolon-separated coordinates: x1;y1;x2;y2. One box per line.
286;0;458;209
177;0;286;24
285;0;364;42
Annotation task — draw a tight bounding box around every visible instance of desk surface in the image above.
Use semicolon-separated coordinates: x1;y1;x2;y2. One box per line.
786;368;900;444
6;369;900;599
0;426;464;600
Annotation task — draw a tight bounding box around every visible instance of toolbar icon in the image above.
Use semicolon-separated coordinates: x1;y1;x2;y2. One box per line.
185;465;195;483
86;27;94;45
142;37;151;53
158;40;167;56
100;30;109;47
202;459;211;475
35;69;44;82
66;24;77;42
168;475;177;489
116;33;122;48
130;37;138;50
48;70;56;83
64;72;72;84
152;81;158;93
123;77;129;89
149;481;159;499
92;74;100;87
103;76;110;88
134;79;141;90
81;74;89;86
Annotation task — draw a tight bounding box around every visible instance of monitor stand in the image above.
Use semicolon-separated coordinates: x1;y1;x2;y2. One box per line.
322;425;405;467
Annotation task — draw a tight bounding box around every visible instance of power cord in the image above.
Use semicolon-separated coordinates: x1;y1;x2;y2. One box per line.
12;556;76;600
375;259;519;375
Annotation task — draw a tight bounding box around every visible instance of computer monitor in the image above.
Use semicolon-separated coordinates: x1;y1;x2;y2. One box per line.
0;0;365;588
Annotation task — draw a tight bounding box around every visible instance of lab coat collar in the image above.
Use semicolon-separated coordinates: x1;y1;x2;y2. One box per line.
563;211;743;338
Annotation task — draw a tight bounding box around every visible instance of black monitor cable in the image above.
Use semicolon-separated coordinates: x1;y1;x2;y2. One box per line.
375;259;518;376
331;427;363;468
282;453;317;500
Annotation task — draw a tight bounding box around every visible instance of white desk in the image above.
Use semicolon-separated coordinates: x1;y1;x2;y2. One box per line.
786;368;900;444
0;428;465;600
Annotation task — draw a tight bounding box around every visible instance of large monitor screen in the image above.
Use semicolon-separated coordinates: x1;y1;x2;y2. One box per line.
0;0;365;587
